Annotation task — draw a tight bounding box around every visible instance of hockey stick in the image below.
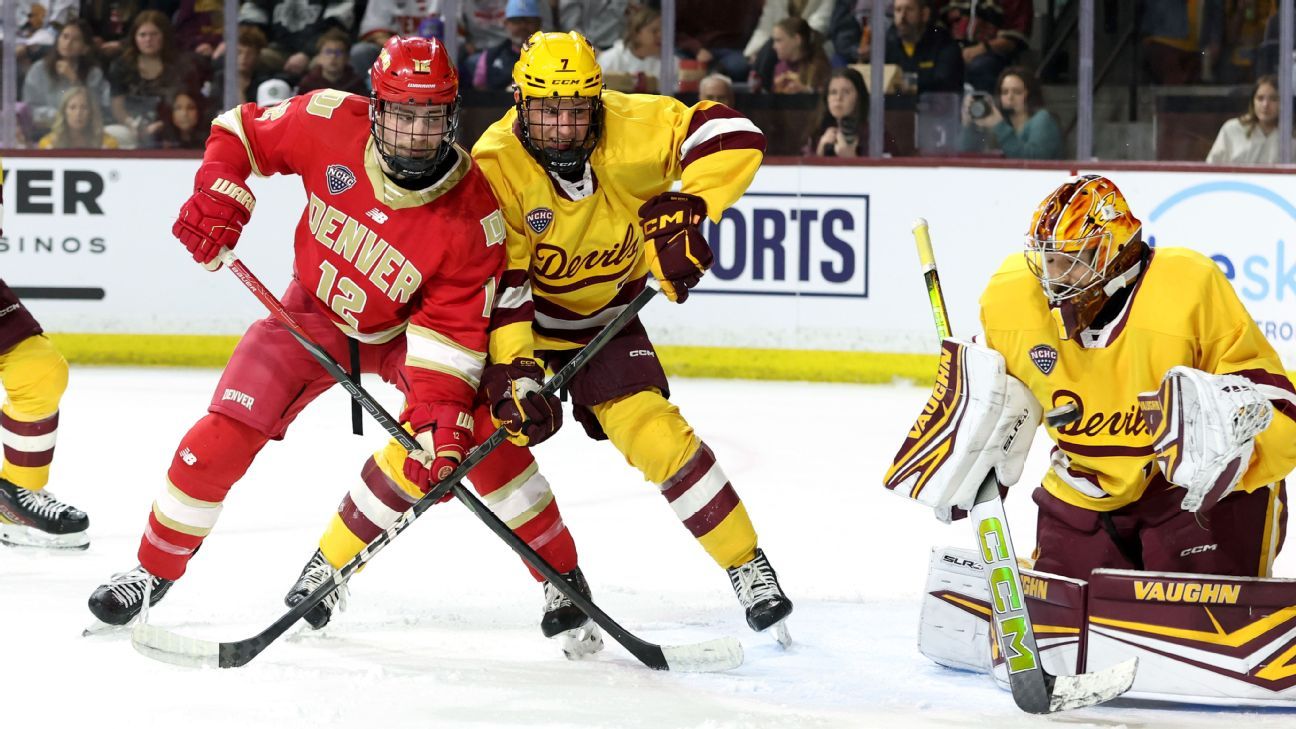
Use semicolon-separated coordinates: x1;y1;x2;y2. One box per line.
132;250;742;673
911;219;1136;713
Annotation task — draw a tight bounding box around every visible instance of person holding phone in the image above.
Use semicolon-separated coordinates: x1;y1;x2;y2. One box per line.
958;65;1062;160
809;67;868;157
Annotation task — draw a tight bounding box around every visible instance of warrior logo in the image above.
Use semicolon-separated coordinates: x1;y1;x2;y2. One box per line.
326;165;356;195
526;207;554;234
1029;344;1058;375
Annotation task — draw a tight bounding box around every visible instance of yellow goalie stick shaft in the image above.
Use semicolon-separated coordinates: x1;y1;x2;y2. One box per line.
913;218;952;340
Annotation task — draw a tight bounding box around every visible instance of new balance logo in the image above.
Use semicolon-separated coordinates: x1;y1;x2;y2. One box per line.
366;207;389;224
209;178;255;213
179;448;197;466
222;389;255;410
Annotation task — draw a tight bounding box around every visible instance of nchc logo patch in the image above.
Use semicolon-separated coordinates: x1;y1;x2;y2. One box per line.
326;164;356;195
1029;344;1058;375
526;207;554;234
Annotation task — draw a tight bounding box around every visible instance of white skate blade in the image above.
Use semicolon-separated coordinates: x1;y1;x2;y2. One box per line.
0;521;89;550
771;620;792;649
82;619;128;637
1049;658;1138;712
131;622;220;668
662;637;744;673
557;622;605;660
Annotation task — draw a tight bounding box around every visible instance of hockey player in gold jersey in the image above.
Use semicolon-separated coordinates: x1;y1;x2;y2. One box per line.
0;157;88;549
305;30;793;650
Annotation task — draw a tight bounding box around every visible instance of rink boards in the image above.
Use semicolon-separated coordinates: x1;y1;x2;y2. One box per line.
2;155;1294;377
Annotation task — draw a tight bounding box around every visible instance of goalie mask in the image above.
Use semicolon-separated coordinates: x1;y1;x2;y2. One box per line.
369;35;460;179
1024;175;1146;340
512;31;604;175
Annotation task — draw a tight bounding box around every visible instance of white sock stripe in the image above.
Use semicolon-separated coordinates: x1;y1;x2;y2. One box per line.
154;488;223;530
664;463;730;522
348;479;402;530
143;522;194;556
486;471;555;524
1;429;58;452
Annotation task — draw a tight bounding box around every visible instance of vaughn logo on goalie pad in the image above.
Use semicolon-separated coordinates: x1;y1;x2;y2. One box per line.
325;165;356;195
526;207;554;234
1029;344;1058;375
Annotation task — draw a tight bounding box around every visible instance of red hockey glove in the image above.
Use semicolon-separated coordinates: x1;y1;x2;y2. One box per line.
639;191;712;303
481;357;563;447
172;164;256;269
400;403;474;499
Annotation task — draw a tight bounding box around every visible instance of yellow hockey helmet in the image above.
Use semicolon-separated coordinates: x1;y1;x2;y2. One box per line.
1024;175;1146;339
512;31;604;174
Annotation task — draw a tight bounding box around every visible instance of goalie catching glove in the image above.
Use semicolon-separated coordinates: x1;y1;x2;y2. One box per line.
480;357;563;447
401;403;474;498
884;339;1042;517
1138;366;1273;513
172;164;256;270
640;191;712;303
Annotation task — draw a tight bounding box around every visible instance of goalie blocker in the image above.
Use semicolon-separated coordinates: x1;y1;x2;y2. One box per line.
921;546;1296;706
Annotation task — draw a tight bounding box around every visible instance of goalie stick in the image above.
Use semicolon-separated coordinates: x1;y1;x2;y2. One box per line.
910;218;1136;713
132;249;743;674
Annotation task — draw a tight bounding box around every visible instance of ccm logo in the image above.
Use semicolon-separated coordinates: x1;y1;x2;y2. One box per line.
628;349;655;358
1180;544;1218;557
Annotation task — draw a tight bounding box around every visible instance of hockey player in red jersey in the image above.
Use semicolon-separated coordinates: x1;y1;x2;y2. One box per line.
87;36;507;625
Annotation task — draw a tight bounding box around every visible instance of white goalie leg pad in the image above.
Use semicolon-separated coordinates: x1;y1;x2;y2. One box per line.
919;547;1086;684
885;339;1043;513
1087;569;1296;706
1138;366;1274;512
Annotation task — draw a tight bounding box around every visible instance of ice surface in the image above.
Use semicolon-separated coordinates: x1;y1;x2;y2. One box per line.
4;369;1293;728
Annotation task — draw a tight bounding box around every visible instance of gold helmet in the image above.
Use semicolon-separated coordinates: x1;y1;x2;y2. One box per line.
512;31;603;174
1024;175;1146;340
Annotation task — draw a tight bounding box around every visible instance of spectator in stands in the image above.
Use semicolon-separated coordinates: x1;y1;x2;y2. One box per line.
80;0;170;60
172;0;225;62
828;0;864;65
885;0;964;93
676;0;761;84
207;24;272;109
937;1;1032;92
559;0;629;51
148;89;207;149
598;5;662;92
957;65;1062;159
461;0;555;77
745;0;832;92
809;66;869;157
351;0;445;80
38;84;119;149
772;17;831;94
238;0;357;83
23;20;108;138
1207;74;1281;164
698;73;736;107
296;27;368;95
107;10;199;147
473;0;543;90
1142;0;1225;84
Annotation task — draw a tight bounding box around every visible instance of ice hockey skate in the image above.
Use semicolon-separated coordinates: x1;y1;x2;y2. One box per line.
0;477;89;550
727;548;793;647
284;548;348;630
541;567;604;659
87;565;174;627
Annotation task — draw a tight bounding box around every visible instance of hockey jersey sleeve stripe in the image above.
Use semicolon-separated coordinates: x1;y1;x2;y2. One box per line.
405;324;486;388
679;118;765;167
1231;368;1296;420
534;302;628;332
152;480;224;537
212;108;266;178
496;276;533;311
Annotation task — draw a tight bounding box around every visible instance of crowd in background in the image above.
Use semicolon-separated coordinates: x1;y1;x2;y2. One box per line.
0;1;1289;164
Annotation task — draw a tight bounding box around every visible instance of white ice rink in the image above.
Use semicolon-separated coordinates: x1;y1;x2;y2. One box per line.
4;367;1294;728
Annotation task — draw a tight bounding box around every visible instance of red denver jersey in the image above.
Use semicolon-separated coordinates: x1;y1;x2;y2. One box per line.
206;89;506;410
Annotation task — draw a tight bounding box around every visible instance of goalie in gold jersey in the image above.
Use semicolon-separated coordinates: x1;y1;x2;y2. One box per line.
894;174;1296;581
302;31;793;652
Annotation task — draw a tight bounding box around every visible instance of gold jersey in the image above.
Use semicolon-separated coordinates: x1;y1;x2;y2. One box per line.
980;247;1296;511
471;90;765;363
